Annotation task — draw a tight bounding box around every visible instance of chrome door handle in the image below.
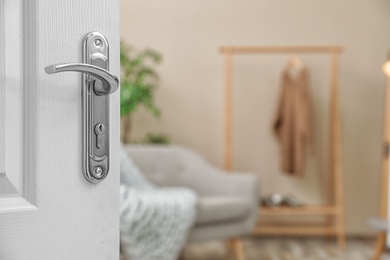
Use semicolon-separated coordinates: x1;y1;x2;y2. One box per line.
45;32;118;184
44;63;119;95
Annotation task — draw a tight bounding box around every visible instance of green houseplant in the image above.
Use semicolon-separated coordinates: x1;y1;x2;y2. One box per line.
143;133;170;145
120;41;162;143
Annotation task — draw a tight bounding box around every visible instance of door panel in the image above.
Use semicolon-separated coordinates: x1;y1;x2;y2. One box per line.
37;0;120;258
0;0;119;259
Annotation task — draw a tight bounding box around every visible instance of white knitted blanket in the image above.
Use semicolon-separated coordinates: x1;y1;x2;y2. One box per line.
120;148;197;260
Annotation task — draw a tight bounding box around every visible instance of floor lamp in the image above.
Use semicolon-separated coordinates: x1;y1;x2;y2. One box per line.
371;56;390;260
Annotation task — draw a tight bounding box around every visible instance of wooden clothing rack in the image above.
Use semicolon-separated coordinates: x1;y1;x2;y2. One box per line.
220;45;346;248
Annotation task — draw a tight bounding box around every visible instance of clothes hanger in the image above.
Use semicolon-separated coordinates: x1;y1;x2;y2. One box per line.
287;55;305;70
286;55;305;80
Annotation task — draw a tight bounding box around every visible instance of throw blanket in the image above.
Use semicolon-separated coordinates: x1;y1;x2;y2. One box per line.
120;148;197;260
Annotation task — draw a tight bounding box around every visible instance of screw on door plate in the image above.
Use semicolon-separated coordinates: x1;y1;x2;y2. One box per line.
93;166;104;179
94;39;103;47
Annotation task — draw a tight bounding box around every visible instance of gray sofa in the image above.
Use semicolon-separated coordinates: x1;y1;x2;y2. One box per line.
123;145;260;248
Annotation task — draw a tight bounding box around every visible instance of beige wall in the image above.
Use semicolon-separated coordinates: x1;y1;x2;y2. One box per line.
121;0;390;235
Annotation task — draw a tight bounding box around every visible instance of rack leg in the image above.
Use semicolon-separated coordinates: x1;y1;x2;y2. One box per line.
229;239;246;260
337;231;346;249
336;211;346;249
373;233;386;260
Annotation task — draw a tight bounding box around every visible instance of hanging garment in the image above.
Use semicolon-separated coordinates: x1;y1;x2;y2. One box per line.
273;63;314;177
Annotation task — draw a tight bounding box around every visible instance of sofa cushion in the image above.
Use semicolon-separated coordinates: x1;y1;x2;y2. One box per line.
195;196;251;225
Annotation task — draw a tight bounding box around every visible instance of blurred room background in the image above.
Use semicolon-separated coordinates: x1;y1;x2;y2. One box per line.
119;1;390;259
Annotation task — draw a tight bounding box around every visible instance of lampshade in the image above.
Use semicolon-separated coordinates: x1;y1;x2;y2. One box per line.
384;60;390;77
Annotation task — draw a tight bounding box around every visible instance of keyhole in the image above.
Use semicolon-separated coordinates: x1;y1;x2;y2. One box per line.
95;123;105;135
94;123;105;150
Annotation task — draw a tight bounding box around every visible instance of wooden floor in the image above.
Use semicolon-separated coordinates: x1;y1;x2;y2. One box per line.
181;237;390;260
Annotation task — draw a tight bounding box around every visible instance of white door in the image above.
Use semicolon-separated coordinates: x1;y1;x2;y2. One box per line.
0;0;120;259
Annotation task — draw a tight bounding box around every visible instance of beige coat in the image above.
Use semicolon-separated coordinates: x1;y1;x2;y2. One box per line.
273;66;314;177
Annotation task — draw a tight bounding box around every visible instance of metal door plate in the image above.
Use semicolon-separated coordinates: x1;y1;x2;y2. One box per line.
82;32;110;183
